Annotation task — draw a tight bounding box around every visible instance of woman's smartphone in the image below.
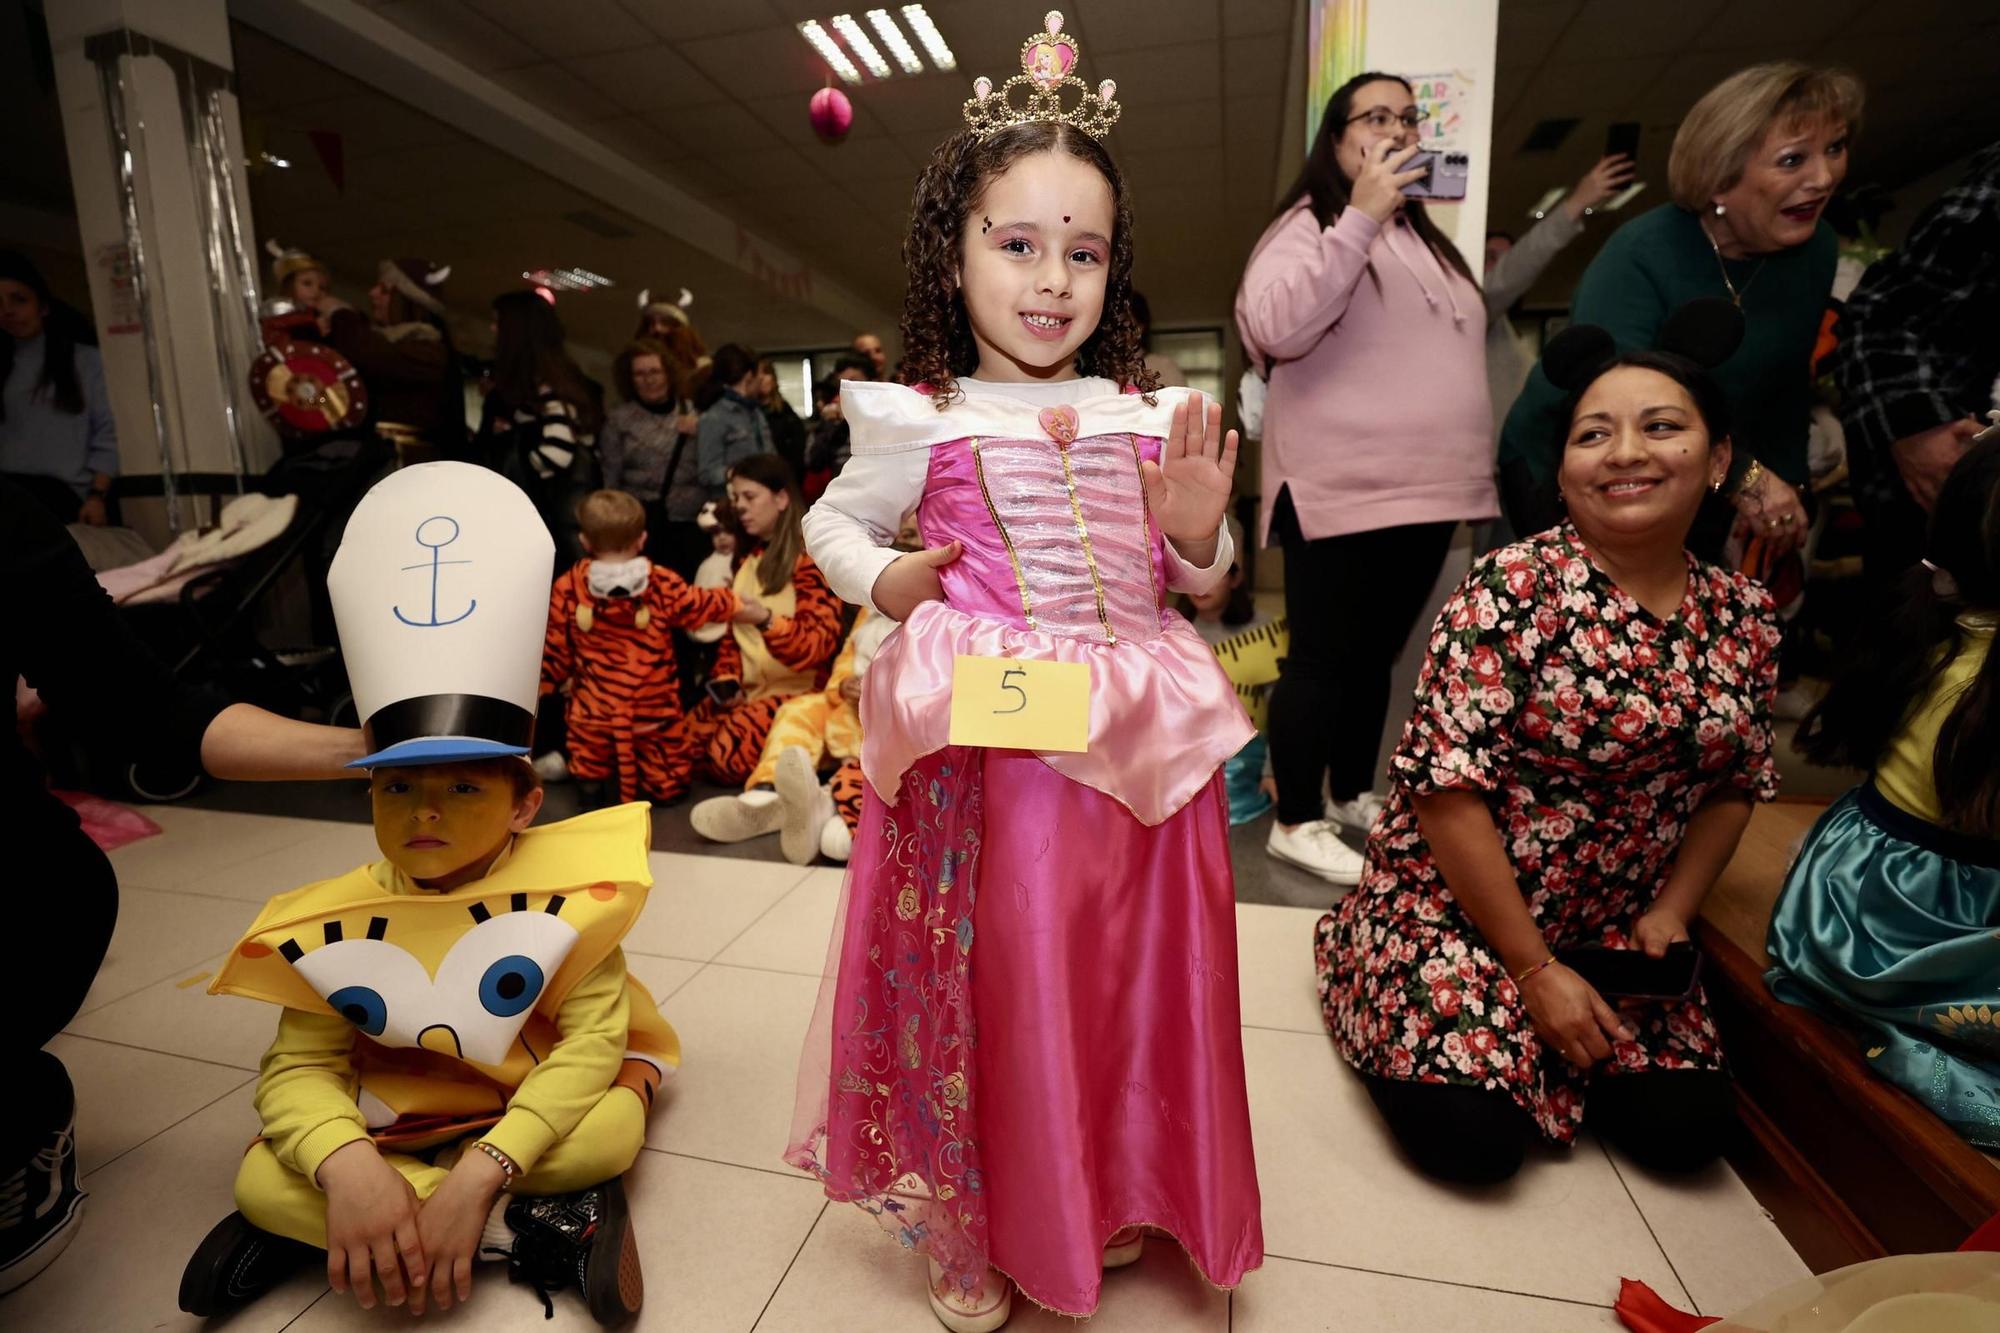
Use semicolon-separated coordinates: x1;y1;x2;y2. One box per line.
1557;941;1701;1001
1399;150;1470;201
705;678;741;707
1605;121;1641;162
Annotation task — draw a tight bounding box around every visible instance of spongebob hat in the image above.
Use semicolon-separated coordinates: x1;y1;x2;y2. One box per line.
329;461;554;769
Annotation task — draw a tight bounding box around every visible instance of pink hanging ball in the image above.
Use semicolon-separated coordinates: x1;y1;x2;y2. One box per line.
809;87;854;145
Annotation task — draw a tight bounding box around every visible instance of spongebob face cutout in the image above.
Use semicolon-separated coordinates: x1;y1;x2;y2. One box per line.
277;892;580;1066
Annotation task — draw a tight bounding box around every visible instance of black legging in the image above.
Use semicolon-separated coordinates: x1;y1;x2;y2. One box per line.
1267;489;1456;822
7;820;119;1163
1361;1068;1735;1185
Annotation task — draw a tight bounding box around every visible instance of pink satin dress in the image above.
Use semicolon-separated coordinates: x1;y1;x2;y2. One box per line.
786;416;1264;1316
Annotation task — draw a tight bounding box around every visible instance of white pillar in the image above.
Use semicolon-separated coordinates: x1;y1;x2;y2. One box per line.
46;0;277;532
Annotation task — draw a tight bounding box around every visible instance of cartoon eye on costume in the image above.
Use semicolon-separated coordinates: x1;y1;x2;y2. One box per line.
282;898;581;1068
478;955;544;1017
326;984;389;1035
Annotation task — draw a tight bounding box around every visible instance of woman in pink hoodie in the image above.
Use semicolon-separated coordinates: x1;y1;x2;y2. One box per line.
1236;72;1496;886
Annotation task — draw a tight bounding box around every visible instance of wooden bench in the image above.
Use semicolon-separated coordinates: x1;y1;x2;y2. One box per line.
1698;799;2000;1269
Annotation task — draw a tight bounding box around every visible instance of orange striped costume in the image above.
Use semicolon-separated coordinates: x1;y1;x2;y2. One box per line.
542;561;739;803
682;546;843;786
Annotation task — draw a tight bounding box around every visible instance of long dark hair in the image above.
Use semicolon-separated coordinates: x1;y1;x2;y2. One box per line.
491;291;602;433
725;452;807;596
1276;73;1478;290
0;250;88;420
900;121;1154;408
1798;439;2000;836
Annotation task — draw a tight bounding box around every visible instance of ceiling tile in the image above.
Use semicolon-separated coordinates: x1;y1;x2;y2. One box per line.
649;100;782;154
500;61;626;124
1693;0;1866;50
232;27;369;106
1073;0;1218;54
463;0;654;58
367;0;540;71
1223;0;1295;38
272;93;465;158
1546;0;1726;64
1098;41;1219;107
806;134;918;183
856;76;967;136
579;114;677;162
700;144;828;194
1223;33;1287;101
621;0;784;41
1110;97;1224;152
565;44;725;112
680;27;830;97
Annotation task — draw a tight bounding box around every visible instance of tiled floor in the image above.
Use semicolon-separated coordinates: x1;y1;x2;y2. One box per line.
12;806;1810;1331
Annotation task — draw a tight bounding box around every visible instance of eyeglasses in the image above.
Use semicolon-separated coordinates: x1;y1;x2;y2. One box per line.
1346;107;1428;133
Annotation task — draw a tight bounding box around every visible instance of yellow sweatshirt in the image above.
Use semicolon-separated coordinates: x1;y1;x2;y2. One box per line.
213;804;674;1184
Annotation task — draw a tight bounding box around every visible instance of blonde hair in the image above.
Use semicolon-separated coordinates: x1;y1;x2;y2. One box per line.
576;489;647;552
1668;62;1864;212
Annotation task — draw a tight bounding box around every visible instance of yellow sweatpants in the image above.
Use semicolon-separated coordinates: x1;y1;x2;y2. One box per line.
744;690;862;791
234;1086;647;1249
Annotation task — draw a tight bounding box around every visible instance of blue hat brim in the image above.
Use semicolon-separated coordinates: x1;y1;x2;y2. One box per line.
347;737;532;770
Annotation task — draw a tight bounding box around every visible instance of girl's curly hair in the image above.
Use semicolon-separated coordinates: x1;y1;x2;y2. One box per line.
899;122;1157;409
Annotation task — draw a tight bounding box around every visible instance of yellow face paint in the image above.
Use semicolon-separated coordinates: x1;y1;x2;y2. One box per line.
370;765;522;887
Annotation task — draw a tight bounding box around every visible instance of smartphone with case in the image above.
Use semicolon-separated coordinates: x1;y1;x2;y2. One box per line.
1557;941;1701;1001
1605;120;1641;162
1399;150;1470;202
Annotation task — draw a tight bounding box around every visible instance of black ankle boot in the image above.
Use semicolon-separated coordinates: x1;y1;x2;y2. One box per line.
177;1211;318;1316
487;1177;642;1326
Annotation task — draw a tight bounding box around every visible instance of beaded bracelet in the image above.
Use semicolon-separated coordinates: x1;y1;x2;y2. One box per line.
1511;955;1556;986
472;1140;517;1191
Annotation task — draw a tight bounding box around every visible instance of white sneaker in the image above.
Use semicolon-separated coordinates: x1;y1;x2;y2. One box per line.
1266;819;1364;885
1325;790;1387;835
689;789;783;843
1772;683;1821;722
531;751;570;783
774;747;831;865
1102;1226;1144;1269
927;1259;1012;1332
819;816;853;863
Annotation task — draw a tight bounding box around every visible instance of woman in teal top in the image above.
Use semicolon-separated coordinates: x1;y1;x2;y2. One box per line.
1499;63;1862;557
1766;439;2000;1149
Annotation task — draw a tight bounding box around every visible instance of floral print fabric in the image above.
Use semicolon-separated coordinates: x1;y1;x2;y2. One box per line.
1314;525;1781;1141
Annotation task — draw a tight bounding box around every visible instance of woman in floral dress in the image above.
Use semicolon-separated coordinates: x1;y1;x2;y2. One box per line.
1315;306;1781;1184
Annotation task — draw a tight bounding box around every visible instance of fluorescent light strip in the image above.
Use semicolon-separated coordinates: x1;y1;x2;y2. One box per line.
865;9;924;75
830;14;892;80
899;4;955;72
798;20;863;85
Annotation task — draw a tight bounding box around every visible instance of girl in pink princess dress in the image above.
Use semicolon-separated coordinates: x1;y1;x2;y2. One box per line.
786;23;1263;1330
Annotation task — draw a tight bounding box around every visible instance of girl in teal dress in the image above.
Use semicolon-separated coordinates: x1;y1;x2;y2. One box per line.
1767;438;2000;1148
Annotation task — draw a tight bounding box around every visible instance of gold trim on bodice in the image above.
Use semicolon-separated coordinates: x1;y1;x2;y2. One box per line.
1125;434;1161;610
969;437;1037;630
1057;438;1118;645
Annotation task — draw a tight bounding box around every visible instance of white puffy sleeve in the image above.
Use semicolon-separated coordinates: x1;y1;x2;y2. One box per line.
1162;521;1234;594
802;450;929;612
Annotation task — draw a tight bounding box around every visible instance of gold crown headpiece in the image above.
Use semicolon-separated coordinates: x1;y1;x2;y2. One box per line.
962;10;1121;141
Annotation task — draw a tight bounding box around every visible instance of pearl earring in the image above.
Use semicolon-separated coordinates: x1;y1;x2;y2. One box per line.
1713;203;1726;216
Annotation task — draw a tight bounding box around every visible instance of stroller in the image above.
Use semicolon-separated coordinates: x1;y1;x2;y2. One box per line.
33;436;392;801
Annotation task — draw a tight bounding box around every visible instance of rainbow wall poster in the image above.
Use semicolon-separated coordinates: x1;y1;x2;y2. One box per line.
1307;0;1368;145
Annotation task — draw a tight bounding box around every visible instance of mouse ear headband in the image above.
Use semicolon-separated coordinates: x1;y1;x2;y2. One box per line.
1541;297;1746;394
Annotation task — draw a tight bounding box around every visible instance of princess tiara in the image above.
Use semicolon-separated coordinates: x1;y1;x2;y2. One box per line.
962;10;1121;141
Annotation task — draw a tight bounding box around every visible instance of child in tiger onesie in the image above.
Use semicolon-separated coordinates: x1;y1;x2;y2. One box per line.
543;490;760;805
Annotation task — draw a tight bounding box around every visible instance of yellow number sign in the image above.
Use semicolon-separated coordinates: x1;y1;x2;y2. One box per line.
947;655;1091;753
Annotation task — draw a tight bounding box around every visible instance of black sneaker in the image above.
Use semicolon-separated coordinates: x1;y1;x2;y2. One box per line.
488;1177;642;1326
176;1211;318;1316
0;1111;84;1294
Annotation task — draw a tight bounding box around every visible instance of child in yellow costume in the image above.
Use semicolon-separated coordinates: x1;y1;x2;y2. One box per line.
178;463;666;1327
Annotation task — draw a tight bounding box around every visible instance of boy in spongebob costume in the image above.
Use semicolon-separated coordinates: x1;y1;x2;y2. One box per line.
178;463;666;1327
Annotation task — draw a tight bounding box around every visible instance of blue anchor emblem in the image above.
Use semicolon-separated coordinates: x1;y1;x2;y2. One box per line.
394;516;476;627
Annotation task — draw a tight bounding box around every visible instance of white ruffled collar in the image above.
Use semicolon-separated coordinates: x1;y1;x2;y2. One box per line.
839;378;1192;455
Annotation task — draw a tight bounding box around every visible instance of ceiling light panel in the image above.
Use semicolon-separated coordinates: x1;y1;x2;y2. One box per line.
866;9;925;75
899;5;955;72
523;267;614;292
829;14;892;80
798;19;863;85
